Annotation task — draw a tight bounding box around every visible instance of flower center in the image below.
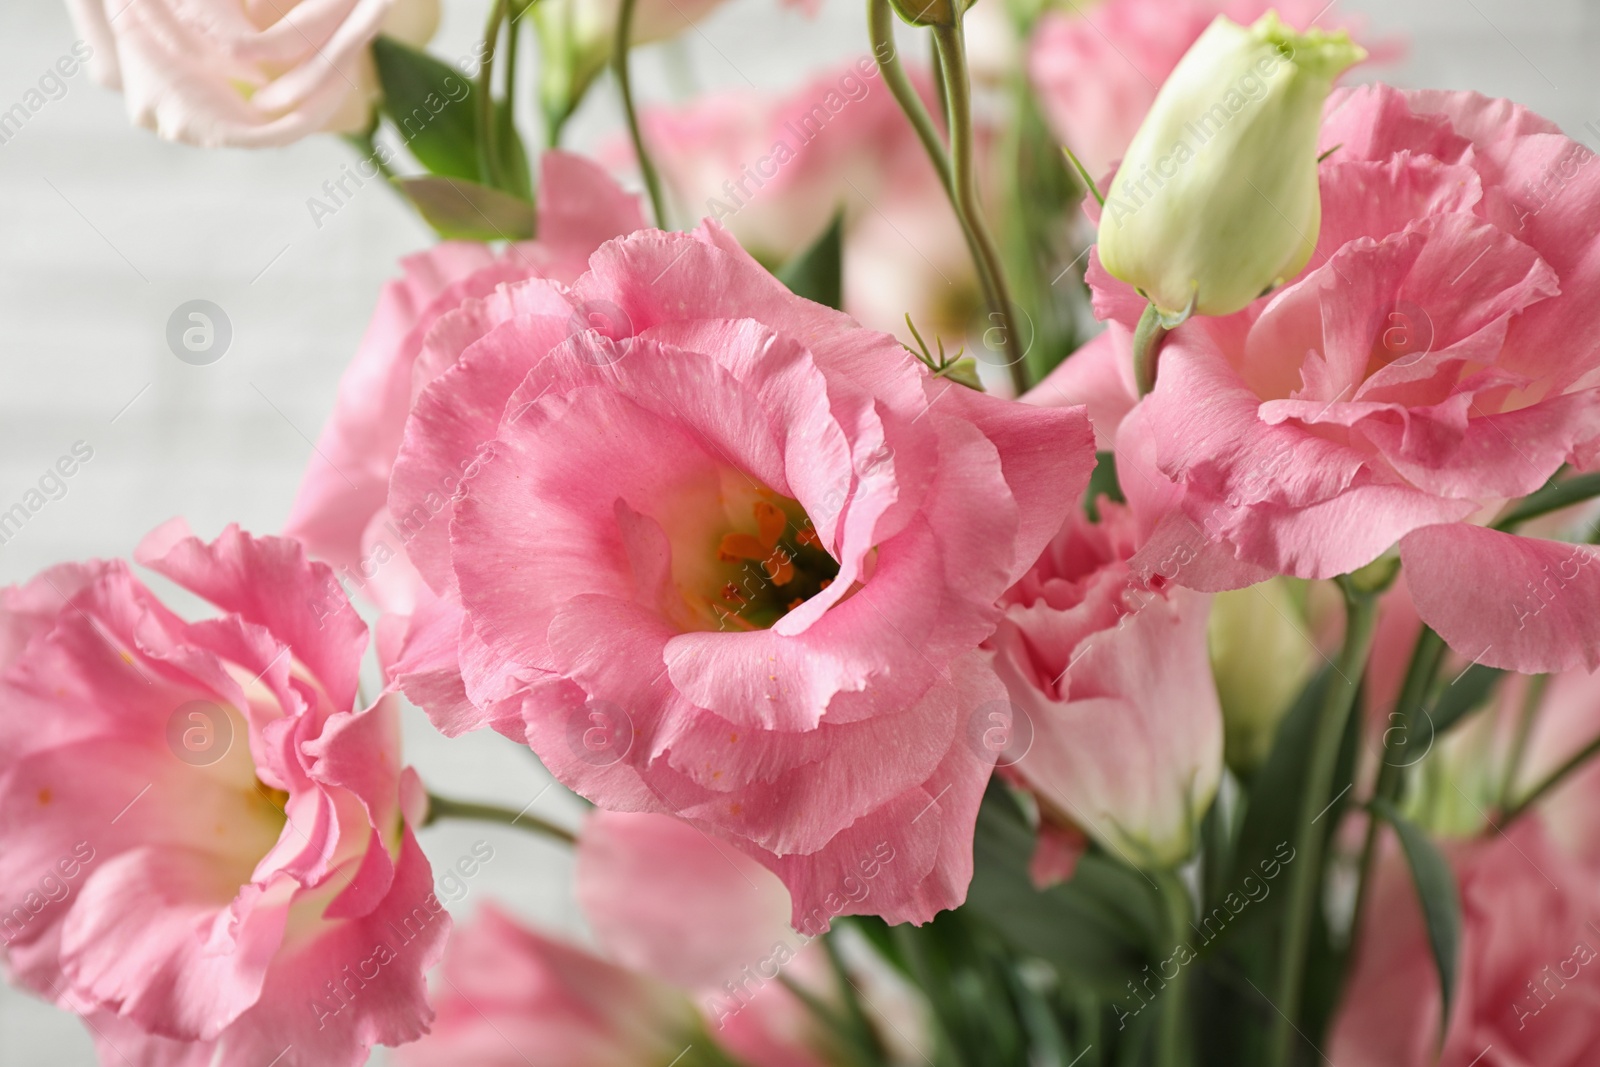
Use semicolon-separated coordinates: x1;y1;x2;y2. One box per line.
680;492;839;632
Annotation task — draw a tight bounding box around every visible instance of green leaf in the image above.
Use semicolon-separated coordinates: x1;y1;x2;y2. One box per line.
1430;664;1505;738
1387;663;1505;770
777;212;844;310
1061;144;1104;208
392;177;536;241
373;36;482;183
965;783;1151;998
1371;798;1462;1039
1229;667;1332;899
496;99;533;202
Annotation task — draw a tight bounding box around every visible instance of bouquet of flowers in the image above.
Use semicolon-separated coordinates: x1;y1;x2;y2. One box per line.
6;0;1600;1063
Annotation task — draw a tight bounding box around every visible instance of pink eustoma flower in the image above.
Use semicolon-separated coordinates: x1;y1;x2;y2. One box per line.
394;903;709;1067
405;810;850;1067
1333;819;1600;1065
578;810;840;1066
985;495;1224;873
0;521;446;1066
284;151;645;616
1086;85;1600;674
385;221;1096;928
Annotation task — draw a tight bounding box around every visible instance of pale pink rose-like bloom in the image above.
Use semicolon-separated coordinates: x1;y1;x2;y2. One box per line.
1028;0;1381;179
1333;820;1600;1066
395;904;707;1067
578;810;838;1066
628;58;984;348
404;810;843;1067
284;151;644;617
0;521;446;1067
384;220;1096;928
636;58;918;258
66;0;440;147
1086;85;1600;675
984;494;1224;871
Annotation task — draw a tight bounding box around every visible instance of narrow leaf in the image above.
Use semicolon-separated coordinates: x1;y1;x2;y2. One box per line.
965;783;1150;997
1429;664;1505;738
1371;798;1461;1040
496;98;534;202
373;36;482;183
778;212;844;310
1062;144;1104;208
393;177;536;241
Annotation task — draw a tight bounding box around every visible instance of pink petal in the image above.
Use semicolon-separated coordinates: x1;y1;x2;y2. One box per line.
577;811;792;992
1401;523;1600;673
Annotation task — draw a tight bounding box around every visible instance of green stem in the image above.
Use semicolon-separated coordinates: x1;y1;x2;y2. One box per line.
1493;470;1600;530
502;5;522;182
1132;303;1168;397
865;0;952;199
613;0;667;228
823;932;885;1061
1500;728;1600;826
477;0;508;191
1271;582;1379;1066
423;792;577;844
1499;673;1550;809
889;925;964;1063
1156;871;1192;1067
1345;627;1444;956
929;34;949;131
932;21;1025;397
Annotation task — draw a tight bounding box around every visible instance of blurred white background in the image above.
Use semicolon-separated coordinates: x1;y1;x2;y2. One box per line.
0;0;1595;1061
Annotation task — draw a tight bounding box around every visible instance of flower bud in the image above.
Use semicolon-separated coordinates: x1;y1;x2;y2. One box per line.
885;0;969;28
533;0;727;130
1096;13;1364;317
1209;578;1318;775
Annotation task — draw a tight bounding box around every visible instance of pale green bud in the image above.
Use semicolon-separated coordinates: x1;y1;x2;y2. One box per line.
885;0;971;28
1096;12;1364;317
533;0;726;131
1209;578;1318;775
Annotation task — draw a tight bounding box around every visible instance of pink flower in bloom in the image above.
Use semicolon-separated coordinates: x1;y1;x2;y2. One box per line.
284;151;644;617
1333;820;1600;1065
0;521;446;1066
65;0;441;147
385;221;1096;928
1029;0;1382;178
578;810;839;1066
1088;85;1600;674
405;811;852;1067
984;494;1224;872
394;904;706;1067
